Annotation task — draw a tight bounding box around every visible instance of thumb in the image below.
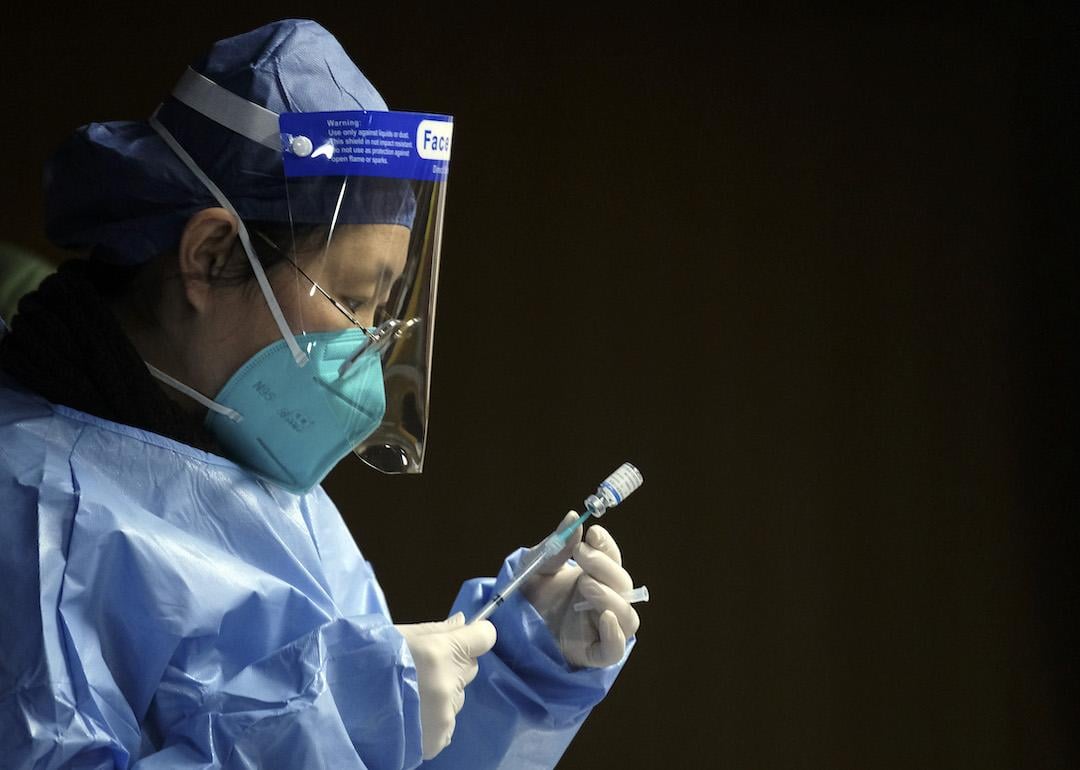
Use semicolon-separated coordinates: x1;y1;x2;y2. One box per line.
534;511;582;576
451;619;497;658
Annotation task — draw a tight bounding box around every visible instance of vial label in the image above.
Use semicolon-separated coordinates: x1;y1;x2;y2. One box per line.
602;463;643;505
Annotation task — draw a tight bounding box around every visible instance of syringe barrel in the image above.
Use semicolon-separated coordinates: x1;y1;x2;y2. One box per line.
467;534;563;624
587;462;644;516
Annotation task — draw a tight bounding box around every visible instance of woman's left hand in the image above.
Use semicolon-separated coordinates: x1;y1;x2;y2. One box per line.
522;511;640;668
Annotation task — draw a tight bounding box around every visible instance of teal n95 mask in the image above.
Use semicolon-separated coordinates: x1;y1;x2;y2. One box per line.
206;328;385;493
144;68;450;491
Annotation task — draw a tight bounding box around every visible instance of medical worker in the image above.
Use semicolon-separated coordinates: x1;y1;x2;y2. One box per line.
0;19;640;769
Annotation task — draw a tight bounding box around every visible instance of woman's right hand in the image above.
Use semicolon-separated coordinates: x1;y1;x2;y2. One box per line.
395;612;497;759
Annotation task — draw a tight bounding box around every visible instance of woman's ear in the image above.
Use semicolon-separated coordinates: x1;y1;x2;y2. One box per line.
177;208;240;313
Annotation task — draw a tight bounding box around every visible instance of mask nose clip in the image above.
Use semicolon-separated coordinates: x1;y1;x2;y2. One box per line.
337;317;421;378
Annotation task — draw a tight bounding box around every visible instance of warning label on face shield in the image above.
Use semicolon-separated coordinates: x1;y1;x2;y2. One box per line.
280;111;453;181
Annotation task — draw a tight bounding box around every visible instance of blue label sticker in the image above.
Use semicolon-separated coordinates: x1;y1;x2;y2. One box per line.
280;111;453;181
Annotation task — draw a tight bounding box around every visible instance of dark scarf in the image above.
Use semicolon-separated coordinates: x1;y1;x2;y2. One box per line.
0;258;213;448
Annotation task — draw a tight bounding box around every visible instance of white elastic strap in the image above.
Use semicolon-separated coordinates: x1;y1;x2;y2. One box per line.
171;67;281;151
149;109;309;366
145;363;243;422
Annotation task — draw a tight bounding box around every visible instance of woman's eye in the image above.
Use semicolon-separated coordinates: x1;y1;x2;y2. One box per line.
343;297;371;313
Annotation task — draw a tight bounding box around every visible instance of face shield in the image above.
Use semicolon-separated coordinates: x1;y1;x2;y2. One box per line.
274;110;450;474
147;75;450;488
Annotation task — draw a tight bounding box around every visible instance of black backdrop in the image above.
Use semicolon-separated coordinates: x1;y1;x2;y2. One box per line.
1;5;1076;769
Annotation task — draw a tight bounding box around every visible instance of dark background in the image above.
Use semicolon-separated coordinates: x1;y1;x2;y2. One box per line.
2;4;1076;768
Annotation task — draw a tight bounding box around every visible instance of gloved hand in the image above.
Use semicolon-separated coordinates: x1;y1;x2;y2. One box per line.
522;511;641;668
395;613;497;759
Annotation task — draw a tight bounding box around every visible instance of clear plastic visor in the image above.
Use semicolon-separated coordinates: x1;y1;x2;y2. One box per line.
271;171;444;474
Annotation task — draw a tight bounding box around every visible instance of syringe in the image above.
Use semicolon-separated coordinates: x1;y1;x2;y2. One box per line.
468;462;643;624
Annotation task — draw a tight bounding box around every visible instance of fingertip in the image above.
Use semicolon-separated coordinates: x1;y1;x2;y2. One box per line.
603;609;625;644
586;610;624;668
587;524;623;564
610;609;626;634
447;611;465;626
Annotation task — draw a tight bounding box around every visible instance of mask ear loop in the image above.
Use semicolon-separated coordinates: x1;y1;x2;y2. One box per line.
149;107;309;367
145;363;243;422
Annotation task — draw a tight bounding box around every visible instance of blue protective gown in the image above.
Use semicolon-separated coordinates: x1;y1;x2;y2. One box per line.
0;380;631;768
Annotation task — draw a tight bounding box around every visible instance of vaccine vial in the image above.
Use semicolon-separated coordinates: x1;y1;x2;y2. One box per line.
584;462;643;517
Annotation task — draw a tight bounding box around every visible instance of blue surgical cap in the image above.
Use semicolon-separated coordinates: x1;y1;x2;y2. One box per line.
45;19;416;266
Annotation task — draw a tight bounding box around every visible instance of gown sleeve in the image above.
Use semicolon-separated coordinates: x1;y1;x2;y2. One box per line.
50;503;424;770
423;548;634;769
0;400;424;770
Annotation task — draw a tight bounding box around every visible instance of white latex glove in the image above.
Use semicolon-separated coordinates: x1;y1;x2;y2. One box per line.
522;511;640;668
395;612;497;760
